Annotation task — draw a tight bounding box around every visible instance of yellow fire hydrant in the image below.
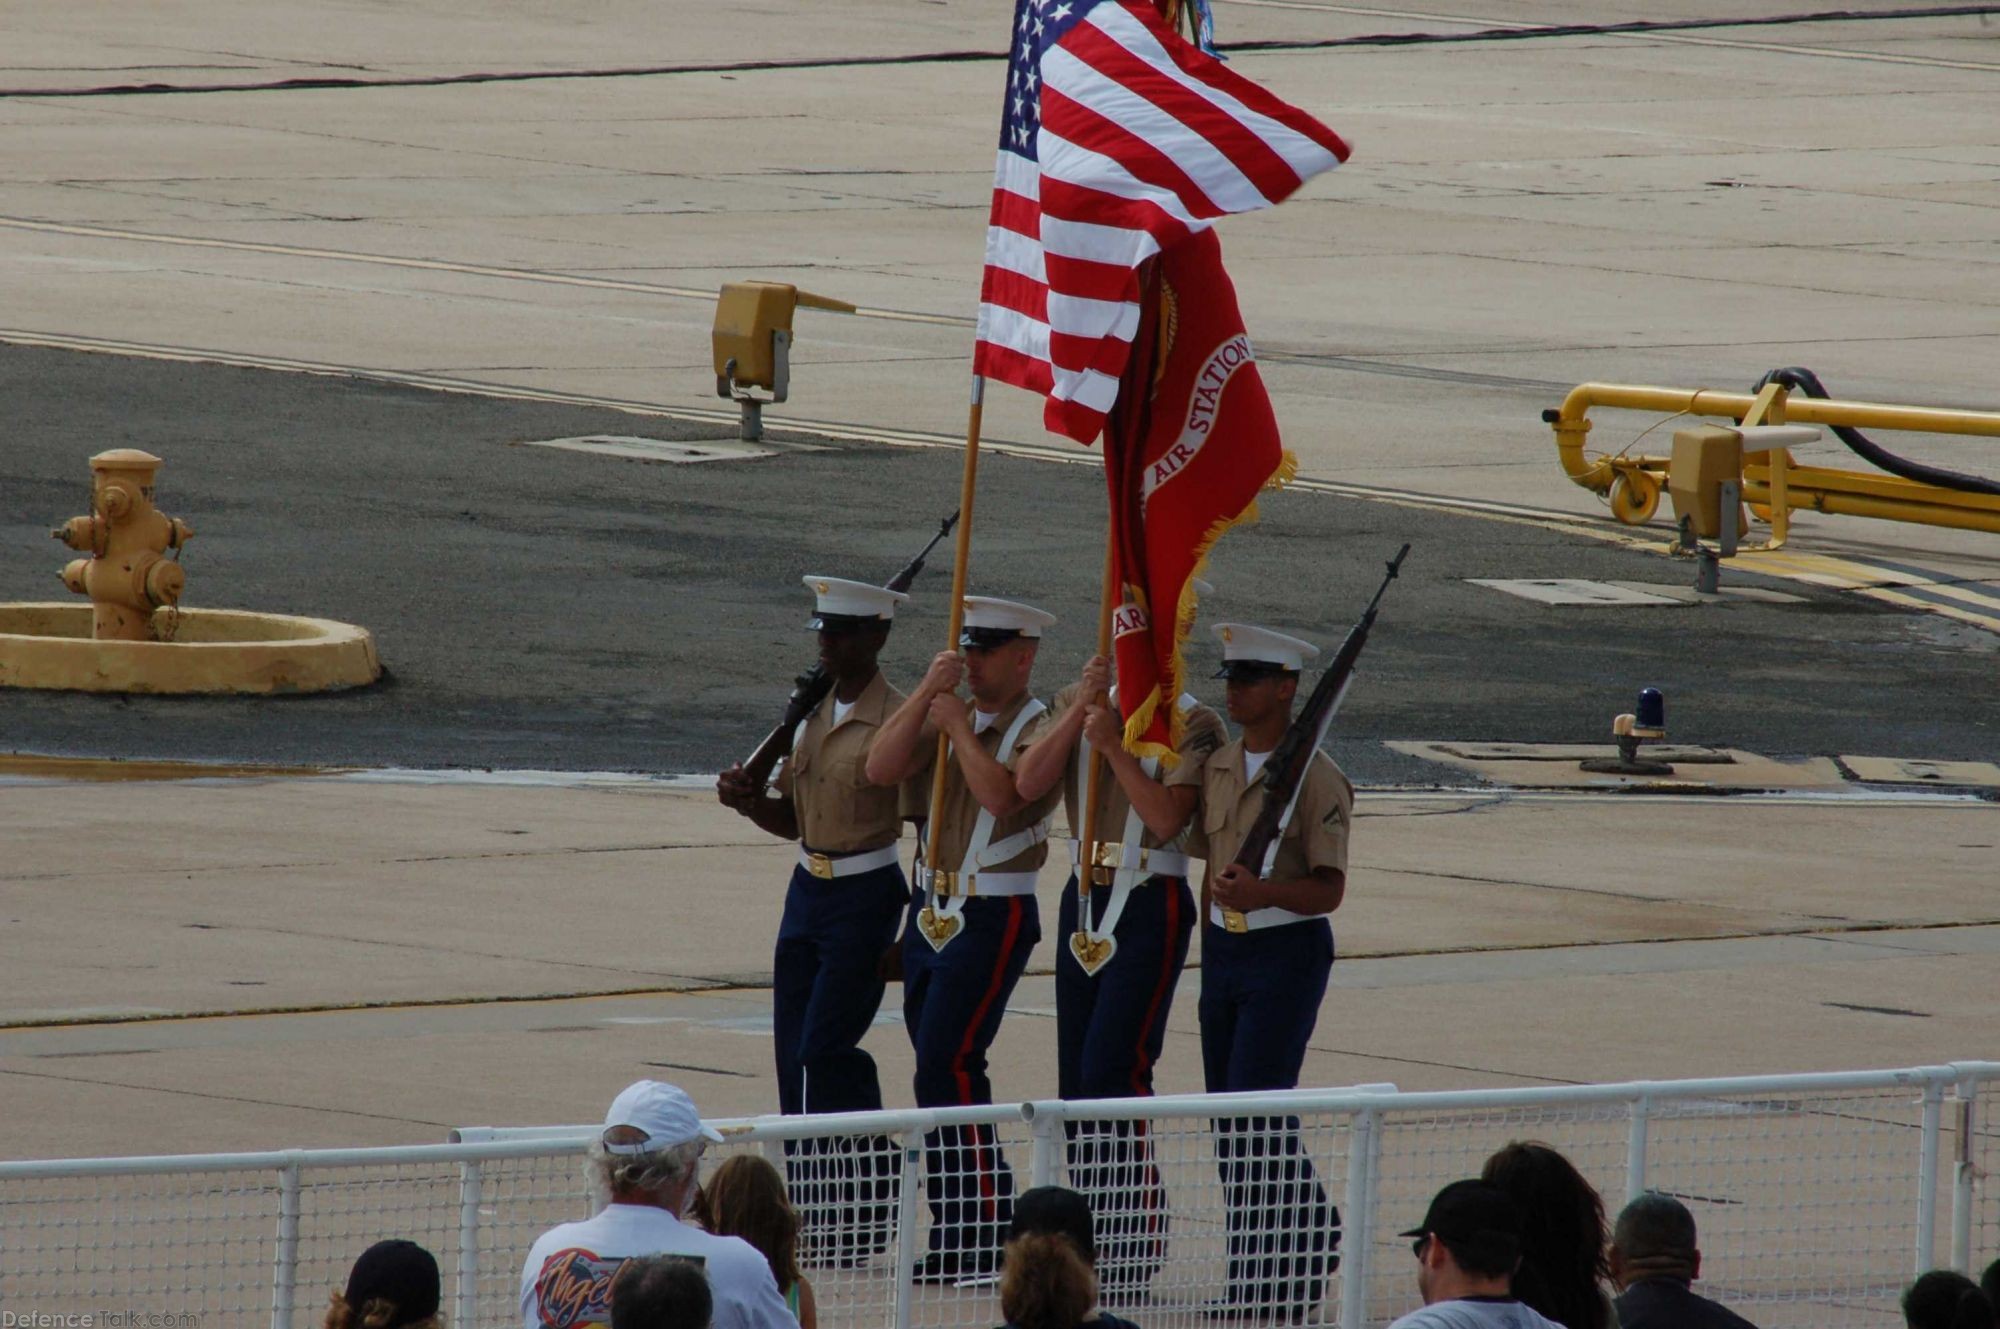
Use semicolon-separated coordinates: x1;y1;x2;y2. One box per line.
52;449;193;642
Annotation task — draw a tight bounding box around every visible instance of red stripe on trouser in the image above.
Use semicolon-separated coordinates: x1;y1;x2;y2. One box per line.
952;897;1025;1217
1129;880;1182;1096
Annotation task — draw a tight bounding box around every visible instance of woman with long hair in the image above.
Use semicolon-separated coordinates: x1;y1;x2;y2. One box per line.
695;1155;816;1329
1480;1142;1614;1329
999;1186;1140;1329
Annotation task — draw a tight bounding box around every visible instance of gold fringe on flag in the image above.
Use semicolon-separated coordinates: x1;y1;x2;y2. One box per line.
1120;447;1299;767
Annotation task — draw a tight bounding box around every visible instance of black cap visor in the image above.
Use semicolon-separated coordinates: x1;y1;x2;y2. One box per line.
1213;659;1297;682
961;626;1027;649
809;612;887;633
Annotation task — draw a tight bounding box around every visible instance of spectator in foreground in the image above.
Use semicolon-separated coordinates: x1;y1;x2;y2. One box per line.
1903;1269;1997;1329
1607;1192;1757;1328
519;1080;796;1329
696;1155;817;1329
1481;1142;1615;1329
1982;1259;2000;1316
327;1239;441;1329
998;1186;1139;1329
611;1256;714;1329
1386;1180;1561;1328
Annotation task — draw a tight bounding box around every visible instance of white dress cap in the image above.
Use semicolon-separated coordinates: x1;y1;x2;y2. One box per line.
960;595;1057;644
1212;622;1321;672
602;1079;725;1155
802;575;908;626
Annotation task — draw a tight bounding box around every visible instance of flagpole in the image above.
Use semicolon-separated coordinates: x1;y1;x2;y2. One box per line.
921;376;986;882
1075;524;1118;905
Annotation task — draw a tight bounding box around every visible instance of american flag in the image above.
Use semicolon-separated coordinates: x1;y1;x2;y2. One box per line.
972;0;1349;444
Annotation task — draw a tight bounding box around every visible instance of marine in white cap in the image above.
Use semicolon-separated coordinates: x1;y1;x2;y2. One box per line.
519;1080;794;1329
864;594;1064;1282
1008;582;1227;1296
1164;620;1353;1320
715;574;916;1263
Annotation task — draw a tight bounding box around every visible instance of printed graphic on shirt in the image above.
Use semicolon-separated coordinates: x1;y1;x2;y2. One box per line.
532;1248;706;1329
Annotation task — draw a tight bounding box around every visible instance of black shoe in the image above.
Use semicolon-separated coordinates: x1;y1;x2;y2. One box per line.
910;1249;998;1284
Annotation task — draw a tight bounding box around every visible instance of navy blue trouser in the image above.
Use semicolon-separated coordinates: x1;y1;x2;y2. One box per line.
1055;871;1195;1289
773;860;907;1258
902;889;1041;1255
1199;918;1340;1317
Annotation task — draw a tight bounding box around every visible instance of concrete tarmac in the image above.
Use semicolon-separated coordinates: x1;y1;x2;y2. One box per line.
0;775;1994;1158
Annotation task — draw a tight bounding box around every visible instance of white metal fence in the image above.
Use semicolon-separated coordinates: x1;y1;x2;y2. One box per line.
1;1063;1993;1329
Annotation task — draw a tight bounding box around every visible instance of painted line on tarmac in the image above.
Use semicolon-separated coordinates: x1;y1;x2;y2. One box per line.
0;218;1612;397
0;216;964;328
1731;548;2000;633
5;326;1992;635
1223;0;2000;72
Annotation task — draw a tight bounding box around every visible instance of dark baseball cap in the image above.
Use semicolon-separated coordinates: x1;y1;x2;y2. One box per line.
1010;1185;1097;1265
1399;1180;1524;1265
344;1239;440;1326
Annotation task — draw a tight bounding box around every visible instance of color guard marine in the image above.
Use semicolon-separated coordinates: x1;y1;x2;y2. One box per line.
715;575;915;1263
864;596;1064;1283
1011;646;1225;1296
1169;622;1355;1323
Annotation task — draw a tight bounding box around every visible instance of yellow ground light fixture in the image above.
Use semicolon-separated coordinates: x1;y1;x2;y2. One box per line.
1545;380;2000;546
712;281;857;442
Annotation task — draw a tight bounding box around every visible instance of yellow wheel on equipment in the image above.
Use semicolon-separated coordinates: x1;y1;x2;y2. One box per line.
1749;502;1774;523
1608;470;1661;525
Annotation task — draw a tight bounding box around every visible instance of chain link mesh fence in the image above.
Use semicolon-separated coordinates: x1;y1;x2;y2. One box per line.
1;1065;1992;1329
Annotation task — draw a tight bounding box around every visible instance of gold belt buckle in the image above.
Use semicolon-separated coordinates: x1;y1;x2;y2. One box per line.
1222;907;1249;934
931;870;958;898
806;853;835;879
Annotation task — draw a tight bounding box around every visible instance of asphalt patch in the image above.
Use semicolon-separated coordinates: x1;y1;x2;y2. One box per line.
3;344;1996;780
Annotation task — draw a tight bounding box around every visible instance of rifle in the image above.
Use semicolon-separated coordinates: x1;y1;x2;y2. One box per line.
739;511;960;791
1231;544;1410;877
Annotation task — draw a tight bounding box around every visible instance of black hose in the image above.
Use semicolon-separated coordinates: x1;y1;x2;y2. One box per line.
1753;366;2000;497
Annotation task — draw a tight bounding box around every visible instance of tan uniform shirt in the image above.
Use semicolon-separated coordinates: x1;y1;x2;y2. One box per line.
1033;683;1226;848
1172;738;1353;882
919;691;1062;874
775;671;907;853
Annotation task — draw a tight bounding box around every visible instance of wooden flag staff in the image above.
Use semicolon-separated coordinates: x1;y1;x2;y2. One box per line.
1076;525;1118;905
915;376;986;950
1069;524;1120;972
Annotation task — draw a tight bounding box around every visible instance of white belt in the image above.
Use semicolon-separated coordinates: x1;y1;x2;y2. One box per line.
1211;904;1316;933
1068;840;1191;881
798;845;900;879
916;866;1039;898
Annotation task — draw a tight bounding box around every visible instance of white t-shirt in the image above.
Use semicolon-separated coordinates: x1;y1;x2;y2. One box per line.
831;698;855;728
1386;1297;1565;1329
973;709;1000;735
519;1202;797;1329
1243;749;1272;784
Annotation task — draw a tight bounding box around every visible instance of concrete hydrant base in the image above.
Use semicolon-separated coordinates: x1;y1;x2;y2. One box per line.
0;603;380;694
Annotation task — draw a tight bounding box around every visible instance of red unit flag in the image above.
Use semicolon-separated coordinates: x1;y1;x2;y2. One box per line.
1104;227;1292;763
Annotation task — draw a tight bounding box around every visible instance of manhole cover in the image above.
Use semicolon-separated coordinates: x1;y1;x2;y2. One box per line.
1467;578;1684;607
520;435;784;464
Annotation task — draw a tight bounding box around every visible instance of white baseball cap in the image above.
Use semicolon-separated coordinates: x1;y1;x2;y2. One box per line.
601;1080;724;1155
802;575;907;629
1211;622;1320;677
959;595;1057;646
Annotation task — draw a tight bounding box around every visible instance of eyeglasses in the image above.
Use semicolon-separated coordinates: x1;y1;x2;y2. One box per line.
1410;1234;1430;1259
